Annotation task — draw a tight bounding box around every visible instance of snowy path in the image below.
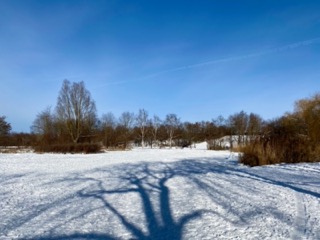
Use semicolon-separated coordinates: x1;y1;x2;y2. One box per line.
1;148;320;239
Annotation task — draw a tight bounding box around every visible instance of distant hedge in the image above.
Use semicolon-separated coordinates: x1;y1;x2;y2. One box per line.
34;143;102;154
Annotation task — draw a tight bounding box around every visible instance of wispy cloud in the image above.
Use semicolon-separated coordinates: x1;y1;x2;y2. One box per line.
96;37;320;87
154;37;320;74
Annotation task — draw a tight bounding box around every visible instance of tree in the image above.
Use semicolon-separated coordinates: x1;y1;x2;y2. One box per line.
100;112;117;148
31;107;56;144
151;115;162;147
56;80;97;143
119;111;135;130
295;93;320;145
183;122;200;147
213;115;228;138
117;111;135;148
213;115;225;127
31;107;54;134
0;116;12;146
136;109;149;147
165;114;180;148
228;111;249;146
247;113;264;141
101;112;117;129
0;116;11;136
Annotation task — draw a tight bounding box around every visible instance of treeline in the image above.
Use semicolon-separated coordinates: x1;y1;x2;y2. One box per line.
28;80;264;153
1;80;320;167
31;106;260;153
240;93;320;166
0;80;264;153
0;110;262;153
0;116;35;152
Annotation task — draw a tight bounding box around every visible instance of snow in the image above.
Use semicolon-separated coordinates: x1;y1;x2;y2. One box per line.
1;147;320;239
194;141;208;150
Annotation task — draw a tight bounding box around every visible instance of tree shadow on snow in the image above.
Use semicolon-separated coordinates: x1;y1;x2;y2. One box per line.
17;156;320;240
76;164;208;240
26;161;214;240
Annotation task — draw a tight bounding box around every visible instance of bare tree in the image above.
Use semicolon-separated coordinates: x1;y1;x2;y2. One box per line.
119;111;135;129
165;113;180;148
56;80;97;143
247;113;263;141
0;116;12;146
101;112;117;148
0;116;11;136
136;109;149;147
31;107;54;134
295;93;320;146
183;122;198;147
117;111;135;148
151;115;161;147
228;111;249;146
101;112;117;129
31;107;57;145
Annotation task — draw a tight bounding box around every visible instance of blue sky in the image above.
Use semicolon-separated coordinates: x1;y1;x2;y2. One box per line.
1;0;320;132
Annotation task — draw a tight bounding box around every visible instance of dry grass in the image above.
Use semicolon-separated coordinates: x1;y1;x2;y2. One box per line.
239;138;317;167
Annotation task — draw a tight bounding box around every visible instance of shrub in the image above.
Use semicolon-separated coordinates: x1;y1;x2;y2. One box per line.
34;143;102;154
239;116;312;167
239;139;310;167
239;150;259;167
239;143;277;167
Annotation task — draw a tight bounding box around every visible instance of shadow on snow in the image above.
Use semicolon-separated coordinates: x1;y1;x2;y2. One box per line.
5;155;319;239
75;164;207;240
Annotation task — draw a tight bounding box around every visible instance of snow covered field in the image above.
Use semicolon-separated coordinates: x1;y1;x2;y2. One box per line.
1;147;320;240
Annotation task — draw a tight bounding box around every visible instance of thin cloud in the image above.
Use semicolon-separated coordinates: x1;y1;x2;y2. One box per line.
163;37;320;73
98;37;320;87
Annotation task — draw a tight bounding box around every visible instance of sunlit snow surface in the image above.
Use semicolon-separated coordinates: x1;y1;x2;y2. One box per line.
1;147;320;239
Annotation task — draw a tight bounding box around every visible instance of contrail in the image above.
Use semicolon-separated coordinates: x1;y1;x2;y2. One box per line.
158;37;320;73
98;37;320;87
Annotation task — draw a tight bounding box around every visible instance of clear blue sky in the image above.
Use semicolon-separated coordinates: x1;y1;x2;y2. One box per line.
1;0;320;132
